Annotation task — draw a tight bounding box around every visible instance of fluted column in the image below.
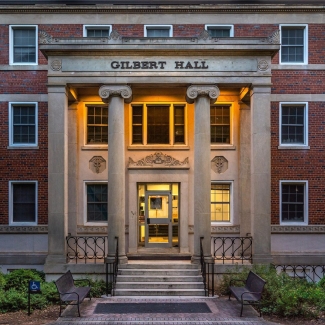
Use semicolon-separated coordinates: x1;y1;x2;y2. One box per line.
186;85;220;263
99;85;132;264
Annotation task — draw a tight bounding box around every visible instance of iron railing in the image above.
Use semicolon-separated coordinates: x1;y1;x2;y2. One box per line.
213;236;253;264
200;236;215;297
274;265;325;283
106;236;119;296
66;235;108;264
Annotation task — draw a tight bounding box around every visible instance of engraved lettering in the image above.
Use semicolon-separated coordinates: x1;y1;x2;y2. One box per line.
201;61;209;69
158;61;167;69
141;61;149;69
111;61;120;69
133;61;141;69
185;61;193;69
120;61;130;69
175;61;184;69
149;61;158;69
194;61;200;68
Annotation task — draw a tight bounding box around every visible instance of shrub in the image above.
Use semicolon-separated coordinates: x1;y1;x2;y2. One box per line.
4;269;43;292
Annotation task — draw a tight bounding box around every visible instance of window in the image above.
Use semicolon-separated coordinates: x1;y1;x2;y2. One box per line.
280;25;308;64
9;181;37;225
9;102;38;147
10;25;38;65
211;105;231;144
86;184;108;222
211;183;232;223
280;181;308;224
131;103;186;145
87;106;108;144
280;102;308;146
205;25;234;37
144;25;173;37
83;25;111;37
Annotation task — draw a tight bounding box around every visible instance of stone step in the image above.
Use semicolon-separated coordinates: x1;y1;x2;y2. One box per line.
115;281;205;289
122;263;198;269
118;269;201;276
117;275;203;282
114;288;206;296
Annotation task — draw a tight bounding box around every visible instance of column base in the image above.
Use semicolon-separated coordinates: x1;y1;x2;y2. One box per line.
252;254;273;265
191;254;200;264
105;254;128;264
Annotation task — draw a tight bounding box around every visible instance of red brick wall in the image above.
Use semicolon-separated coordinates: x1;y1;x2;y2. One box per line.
174;24;205;37
0;102;48;225
112;24;143;37
271;101;325;225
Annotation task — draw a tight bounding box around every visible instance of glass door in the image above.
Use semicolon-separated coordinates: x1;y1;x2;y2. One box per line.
145;191;172;247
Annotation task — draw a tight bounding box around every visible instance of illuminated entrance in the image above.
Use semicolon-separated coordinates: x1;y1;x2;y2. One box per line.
138;183;179;248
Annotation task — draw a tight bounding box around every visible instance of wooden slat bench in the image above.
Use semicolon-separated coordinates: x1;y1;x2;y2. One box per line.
228;271;266;317
55;270;91;317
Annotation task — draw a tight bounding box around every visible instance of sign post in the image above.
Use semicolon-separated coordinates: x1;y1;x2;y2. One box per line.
28;280;41;316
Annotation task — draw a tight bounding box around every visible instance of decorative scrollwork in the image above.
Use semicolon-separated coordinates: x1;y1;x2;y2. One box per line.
99;85;132;103
198;29;211;41
109;30;122;41
89;156;106;174
211;156;228;174
39;30;54;44
258;59;269;71
261;29;280;44
186;85;220;104
50;59;62;71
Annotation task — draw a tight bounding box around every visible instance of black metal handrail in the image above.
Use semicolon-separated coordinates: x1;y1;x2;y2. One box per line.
105;236;119;296
213;236;253;264
66;235;108;264
200;236;215;297
274;264;325;283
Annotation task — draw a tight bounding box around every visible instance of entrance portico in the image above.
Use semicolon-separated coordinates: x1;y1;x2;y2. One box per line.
41;30;279;274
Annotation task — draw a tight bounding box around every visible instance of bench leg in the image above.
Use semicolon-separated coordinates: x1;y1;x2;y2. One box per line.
59;302;62;317
228;292;231;301
240;301;244;317
77;302;81;317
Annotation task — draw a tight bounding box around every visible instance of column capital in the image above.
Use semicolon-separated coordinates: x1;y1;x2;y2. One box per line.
186;84;220;104
99;85;132;103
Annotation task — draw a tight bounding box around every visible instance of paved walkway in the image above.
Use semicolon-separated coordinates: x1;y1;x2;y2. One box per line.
47;296;281;325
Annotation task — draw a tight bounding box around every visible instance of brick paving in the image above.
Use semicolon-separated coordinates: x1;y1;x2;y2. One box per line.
47;296;280;325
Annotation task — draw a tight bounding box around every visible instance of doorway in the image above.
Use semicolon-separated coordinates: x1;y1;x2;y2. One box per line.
138;183;179;248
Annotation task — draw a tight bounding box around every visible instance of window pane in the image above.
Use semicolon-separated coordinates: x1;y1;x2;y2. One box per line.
13;28;36;63
281;105;305;144
281;27;305;63
87;29;109;37
12;183;36;222
210;184;230;222
132;105;143;144
281;184;305;222
211;106;230;143
147;29;170;37
87;106;108;144
174;105;185;144
12;105;36;144
207;28;230;37
147;105;169;144
87;184;108;222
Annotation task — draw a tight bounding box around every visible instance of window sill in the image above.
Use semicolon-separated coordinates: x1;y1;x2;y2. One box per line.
211;145;236;150
9;222;38;226
128;145;190;150
81;145;107;150
278;145;310;150
7;146;39;149
280;222;308;226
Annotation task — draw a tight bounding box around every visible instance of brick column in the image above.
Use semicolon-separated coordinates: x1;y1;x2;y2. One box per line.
99;85;132;264
186;85;220;263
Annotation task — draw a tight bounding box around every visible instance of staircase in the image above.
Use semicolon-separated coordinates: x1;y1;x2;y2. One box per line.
114;261;205;296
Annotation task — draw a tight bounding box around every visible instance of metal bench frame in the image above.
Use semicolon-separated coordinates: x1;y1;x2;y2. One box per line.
228;270;266;317
55;270;91;317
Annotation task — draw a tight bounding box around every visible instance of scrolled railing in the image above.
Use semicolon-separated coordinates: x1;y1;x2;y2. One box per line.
213;236;253;264
274;265;325;283
66;235;108;264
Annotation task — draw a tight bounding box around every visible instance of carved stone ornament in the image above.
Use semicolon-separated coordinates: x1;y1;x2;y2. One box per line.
99;85;132;103
77;226;108;234
271;225;325;233
109;30;122;41
0;226;48;233
51;59;62;71
261;29;280;44
128;152;189;169
89;156;106;174
186;85;220;104
257;59;269;71
211;156;228;174
39;30;58;44
198;29;211;41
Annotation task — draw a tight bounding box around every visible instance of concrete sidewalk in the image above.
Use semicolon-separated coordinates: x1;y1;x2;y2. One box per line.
47;296;281;325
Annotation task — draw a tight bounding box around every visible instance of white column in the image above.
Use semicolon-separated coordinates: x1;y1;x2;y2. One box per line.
186;85;220;263
250;85;273;264
99;85;132;264
45;85;69;267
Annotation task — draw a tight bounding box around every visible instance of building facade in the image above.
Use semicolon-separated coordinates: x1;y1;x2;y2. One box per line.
0;1;325;277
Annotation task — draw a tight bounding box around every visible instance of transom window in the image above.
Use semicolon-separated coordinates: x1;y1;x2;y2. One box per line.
280;25;308;64
280;181;308;224
86;184;108;222
205;25;234;37
9;102;38;147
211;183;231;223
211;105;231;144
144;25;173;37
131;103;186;145
87;106;108;144
10;25;38;65
9;181;37;225
83;25;111;37
280;103;307;146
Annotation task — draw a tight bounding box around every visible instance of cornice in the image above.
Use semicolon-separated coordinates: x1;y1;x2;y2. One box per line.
0;5;325;14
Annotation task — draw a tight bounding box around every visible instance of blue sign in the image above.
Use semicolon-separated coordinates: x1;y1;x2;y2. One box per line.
29;280;41;293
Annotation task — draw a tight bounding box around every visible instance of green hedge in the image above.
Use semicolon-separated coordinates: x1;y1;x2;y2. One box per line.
217;265;325;319
0;269;107;313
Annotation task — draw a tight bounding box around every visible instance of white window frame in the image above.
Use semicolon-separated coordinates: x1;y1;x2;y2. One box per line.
279;102;308;148
129;102;187;147
280;24;308;65
144;25;173;37
9;102;38;148
210;103;233;145
211;181;233;225
205;25;234;37
9;181;38;226
84;181;108;226
9;25;38;65
280;180;308;225
83;25;112;37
